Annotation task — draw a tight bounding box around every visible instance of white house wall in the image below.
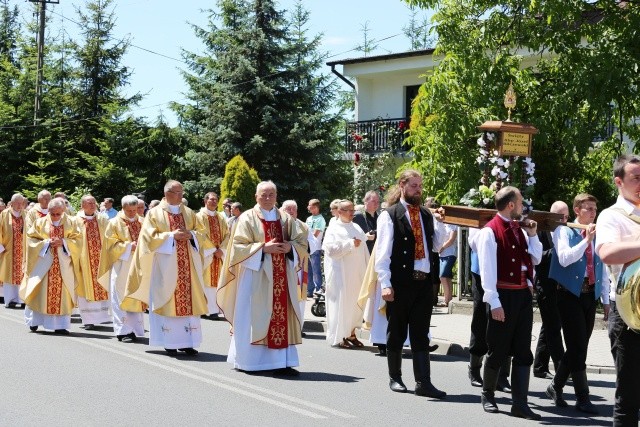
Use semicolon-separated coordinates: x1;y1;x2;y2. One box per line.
355;73;426;120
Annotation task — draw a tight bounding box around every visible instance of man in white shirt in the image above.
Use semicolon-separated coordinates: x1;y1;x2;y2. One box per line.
596;154;640;427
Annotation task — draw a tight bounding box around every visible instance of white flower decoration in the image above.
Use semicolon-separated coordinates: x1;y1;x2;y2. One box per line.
487;133;495;141
499;171;508;179
483;197;491;205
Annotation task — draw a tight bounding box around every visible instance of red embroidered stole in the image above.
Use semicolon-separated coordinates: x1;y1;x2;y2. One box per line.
46;224;64;315
207;214;222;287
260;218;288;349
168;213;193;316
37;210;47;218
124;218;142;245
11;215;23;285
84;218;108;301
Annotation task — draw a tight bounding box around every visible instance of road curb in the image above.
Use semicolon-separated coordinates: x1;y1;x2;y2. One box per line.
302;318;615;375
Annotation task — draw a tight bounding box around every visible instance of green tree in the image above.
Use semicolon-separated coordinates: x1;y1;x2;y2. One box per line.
404;0;640;208
219;155;260;210
176;0;350;205
64;0;141;197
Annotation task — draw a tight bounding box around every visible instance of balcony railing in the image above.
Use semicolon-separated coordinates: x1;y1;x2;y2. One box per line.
345;117;409;153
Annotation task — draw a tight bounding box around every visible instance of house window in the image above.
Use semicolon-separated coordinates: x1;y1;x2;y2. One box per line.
405;85;421;123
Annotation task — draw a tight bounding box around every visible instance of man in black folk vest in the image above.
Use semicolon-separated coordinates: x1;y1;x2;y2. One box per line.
476;186;542;420
374;169;446;398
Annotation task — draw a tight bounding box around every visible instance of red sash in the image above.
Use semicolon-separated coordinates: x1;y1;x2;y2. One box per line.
46;224;64;315
260;218;289;349
84;218;108;301
11;215;23;285
125;218;142;243
207;214;222;287
168;213;193;316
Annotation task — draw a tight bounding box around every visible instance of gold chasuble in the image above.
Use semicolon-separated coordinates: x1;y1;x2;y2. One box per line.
217;206;308;347
196;208;229;288
19;214;81;315
75;212;110;302
121;200;211;316
98;212;144;310
25;205;48;235
0;209;27;286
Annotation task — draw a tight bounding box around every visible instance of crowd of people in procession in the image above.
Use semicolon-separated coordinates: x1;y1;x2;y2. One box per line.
1;155;639;425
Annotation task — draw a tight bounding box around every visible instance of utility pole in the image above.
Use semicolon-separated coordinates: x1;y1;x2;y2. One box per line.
29;0;59;125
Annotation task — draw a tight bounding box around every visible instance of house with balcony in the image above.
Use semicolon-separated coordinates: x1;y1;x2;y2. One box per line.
327;49;437;158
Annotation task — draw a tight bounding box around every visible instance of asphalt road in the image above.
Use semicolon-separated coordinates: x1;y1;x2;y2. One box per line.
0;307;616;426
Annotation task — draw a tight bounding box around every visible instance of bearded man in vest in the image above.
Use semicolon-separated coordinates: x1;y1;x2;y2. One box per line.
375;169;447;399
476;186;542;420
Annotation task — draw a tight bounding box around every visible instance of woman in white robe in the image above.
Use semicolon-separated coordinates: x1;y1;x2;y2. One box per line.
322;200;370;348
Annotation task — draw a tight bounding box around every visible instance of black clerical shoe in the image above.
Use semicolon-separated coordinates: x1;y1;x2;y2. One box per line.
84;324;95;330
272;367;300;377
178;348;199;356
7;302;17;309
165;348;178;355
29;326;38;332
428;344;439;353
54;329;70;335
121;333;137;343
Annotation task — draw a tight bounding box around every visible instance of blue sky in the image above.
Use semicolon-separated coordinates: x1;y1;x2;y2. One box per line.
14;0;433;125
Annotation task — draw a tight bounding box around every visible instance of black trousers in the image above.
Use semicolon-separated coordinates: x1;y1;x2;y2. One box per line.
469;272;488;357
386;278;432;352
557;288;596;374
486;288;534;370
533;277;564;373
609;301;640;427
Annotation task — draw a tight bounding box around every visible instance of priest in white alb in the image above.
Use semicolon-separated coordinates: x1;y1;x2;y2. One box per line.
0;193;28;308
196;192;229;320
20;197;81;334
217;181;308;375
75;195;111;329
99;195;145;342
122;180;211;355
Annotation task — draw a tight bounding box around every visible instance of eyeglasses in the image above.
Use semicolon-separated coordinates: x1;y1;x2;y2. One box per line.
167;190;183;195
339;208;355;212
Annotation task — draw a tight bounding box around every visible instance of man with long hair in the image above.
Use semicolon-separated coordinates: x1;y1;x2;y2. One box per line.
375;169;446;398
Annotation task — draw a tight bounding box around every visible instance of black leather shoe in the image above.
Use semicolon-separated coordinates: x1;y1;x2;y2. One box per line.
54;329;70;335
534;370;554;379
121;333;137;343
178;348;199;356
496;377;511;393
545;383;568;407
377;344;387;356
428;344;439;353
389;377;407;393
7;302;17;308
511;403;541;420
415;381;446;399
165;348;178;355
273;367;300;377
481;392;499;413
84;324;95;330
29;326;38;332
469;366;483;387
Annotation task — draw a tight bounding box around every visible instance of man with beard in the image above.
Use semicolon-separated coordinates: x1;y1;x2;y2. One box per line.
476;186;542;420
376;169;446;398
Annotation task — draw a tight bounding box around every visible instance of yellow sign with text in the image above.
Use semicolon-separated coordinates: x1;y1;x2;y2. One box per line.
500;132;531;156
